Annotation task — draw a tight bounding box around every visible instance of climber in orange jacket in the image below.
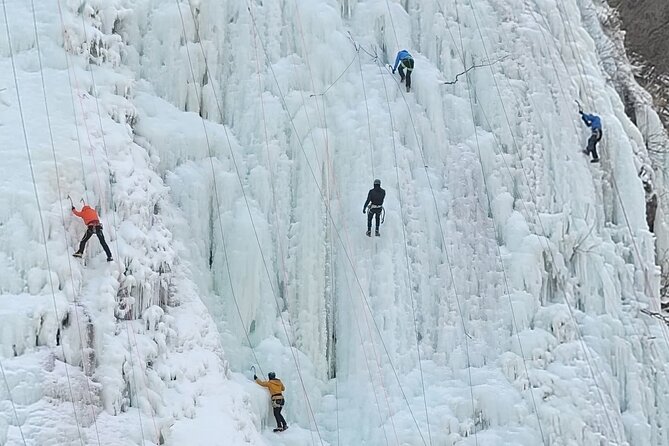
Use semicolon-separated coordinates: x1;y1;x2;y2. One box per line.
254;372;288;432
72;204;113;261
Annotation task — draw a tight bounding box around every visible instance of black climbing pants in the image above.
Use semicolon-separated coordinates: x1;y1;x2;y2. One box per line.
399;65;412;89
77;225;112;258
272;398;287;429
586;128;602;160
367;208;382;231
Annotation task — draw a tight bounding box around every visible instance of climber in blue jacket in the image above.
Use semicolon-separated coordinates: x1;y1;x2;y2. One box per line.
392;50;414;92
579;110;602;163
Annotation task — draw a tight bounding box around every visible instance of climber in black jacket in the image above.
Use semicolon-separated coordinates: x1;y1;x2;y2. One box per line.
363;179;386;237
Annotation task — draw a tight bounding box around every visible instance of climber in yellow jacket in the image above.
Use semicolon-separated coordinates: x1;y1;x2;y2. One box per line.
254;372;288;432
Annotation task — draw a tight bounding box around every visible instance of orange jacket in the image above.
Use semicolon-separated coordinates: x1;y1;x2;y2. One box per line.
72;205;100;226
255;378;285;400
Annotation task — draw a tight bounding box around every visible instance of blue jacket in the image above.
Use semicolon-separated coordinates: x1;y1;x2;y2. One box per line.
581;113;602;130
393;50;412;71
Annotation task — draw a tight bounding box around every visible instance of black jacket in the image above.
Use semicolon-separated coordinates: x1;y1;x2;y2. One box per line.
363;186;386;211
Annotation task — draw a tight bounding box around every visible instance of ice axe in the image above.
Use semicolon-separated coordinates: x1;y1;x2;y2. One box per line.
67;194;74;209
575;100;583;113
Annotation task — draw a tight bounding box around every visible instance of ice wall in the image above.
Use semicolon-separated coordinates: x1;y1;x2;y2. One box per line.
0;0;265;445
124;0;669;444
2;0;669;444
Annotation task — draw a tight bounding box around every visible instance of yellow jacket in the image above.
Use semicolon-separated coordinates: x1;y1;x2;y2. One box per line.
256;378;285;400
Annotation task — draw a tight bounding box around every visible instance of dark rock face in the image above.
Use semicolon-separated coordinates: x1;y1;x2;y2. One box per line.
608;0;669;73
608;1;669;127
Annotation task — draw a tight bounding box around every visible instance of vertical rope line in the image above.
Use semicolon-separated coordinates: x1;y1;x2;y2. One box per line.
123;324;146;441
77;5;161;441
443;1;635;441
377;61;433;446
247;9;317;441
330;232;340;446
383;0;400;49
2;1;84;443
339;251;391;446
77;12;123;266
177;3;324;440
0;359;27;445
454;0;619;439
292;1;327;177
379;5;479;443
291;22;400;441
250;10;291;330
29;0;102;441
524;0;669;347
290;14;396;436
357;279;401;446
357;50;376;179
553;1;594;108
313;69;402;446
54;0;89;203
290;14;393;439
246;5;429;443
451;3;548;442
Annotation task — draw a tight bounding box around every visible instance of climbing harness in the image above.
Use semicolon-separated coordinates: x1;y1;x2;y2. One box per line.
367;205;385;225
400;58;414;72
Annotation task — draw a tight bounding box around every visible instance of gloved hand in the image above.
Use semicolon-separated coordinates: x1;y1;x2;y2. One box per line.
578;110;583;115
363;209;366;214
392;69;396;74
71;206;75;210
253;375;257;380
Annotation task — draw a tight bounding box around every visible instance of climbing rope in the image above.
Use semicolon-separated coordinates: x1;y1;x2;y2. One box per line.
376;57;433;446
52;0;89;205
250;12;291;336
453;0;620;439
339;259;392;446
185;2;327;439
248;8;321;442
553;1;596;109
75;4;162;441
545;0;667;327
383;0;401;50
357;49;376;179
328;222;341;446
30;0;103;441
177;2;326;441
253;7;388;441
0;359;26;445
246;4;430;443
56;0;153;441
290;9;434;445
2;1;84;443
445;0;661;441
547;0;669;348
289;6;403;442
310;53;358;97
170;3;266;379
525;0;669;345
380;8;480;445
448;1;549;443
